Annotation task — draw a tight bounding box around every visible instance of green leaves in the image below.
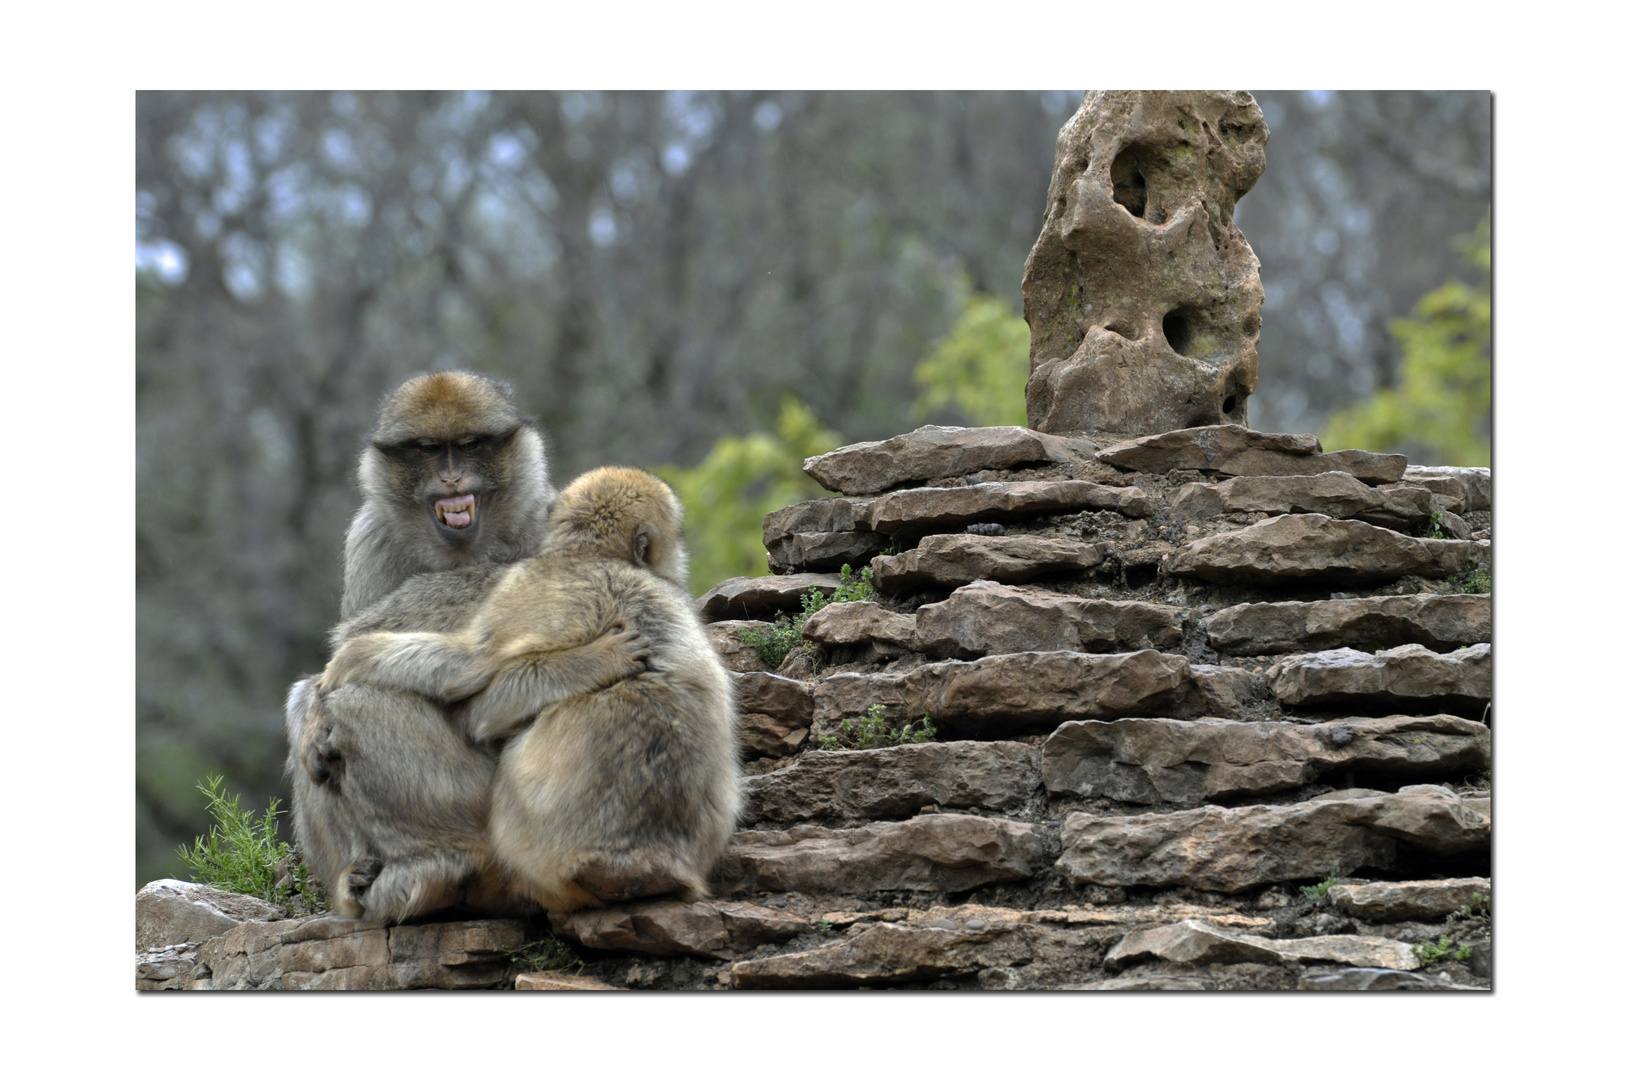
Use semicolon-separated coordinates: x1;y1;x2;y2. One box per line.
1322;217;1490;467
912;292;1030;428
176;774;299;905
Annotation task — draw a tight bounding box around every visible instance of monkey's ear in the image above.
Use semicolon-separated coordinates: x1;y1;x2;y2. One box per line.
632;523;655;567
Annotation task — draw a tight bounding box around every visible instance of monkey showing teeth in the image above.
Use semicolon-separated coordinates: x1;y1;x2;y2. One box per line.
284;371;557;921
319;466;741;915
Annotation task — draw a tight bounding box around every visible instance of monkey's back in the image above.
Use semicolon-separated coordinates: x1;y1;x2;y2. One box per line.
489;555;741;909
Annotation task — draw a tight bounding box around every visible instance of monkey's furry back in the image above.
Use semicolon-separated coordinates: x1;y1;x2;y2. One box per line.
489;553;739;909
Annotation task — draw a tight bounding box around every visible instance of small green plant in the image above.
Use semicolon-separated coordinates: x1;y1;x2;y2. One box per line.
177;774;307;906
1412;934;1472;966
818;704;937;750
1447;892;1491;923
504;936;585;978
818;919;836;936
1298;867;1342;901
1448;567;1490;594
738;563;877;667
1418;510;1451;540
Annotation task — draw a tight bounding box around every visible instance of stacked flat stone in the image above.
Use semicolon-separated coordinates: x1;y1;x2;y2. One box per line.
138;423;1491;992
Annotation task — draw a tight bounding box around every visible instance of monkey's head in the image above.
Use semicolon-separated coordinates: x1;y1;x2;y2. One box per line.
361;371;543;550
545;466;690;588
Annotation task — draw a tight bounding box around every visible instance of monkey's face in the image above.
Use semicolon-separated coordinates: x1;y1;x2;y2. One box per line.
376;429;524;547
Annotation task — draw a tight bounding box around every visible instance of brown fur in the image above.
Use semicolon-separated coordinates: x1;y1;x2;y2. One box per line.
319;467;740;913
284;372;555;920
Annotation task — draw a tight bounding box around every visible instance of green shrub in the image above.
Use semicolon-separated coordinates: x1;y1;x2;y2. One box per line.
1412;934;1472;966
177;774;314;906
1298;867;1342;901
1449;567;1491;594
738;563;877;668
817;704;937;750
504;936;585;978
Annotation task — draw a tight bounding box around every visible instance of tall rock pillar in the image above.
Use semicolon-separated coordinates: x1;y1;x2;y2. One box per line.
1022;91;1269;437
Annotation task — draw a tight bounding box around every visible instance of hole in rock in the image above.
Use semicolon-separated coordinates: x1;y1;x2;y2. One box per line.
1222;394;1238;415
1162;310;1193;355
1110;146;1150;218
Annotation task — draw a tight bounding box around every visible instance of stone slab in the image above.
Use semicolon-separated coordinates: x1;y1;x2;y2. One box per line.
1057;786;1489;893
696;573;843;622
800;601;916;653
1105;918;1420;971
1043;714;1490;806
802;425;1080;496
812;649;1231;739
1098;425;1406;483
865;479;1153;534
729;919;1039;989
136;879;285;954
871;535;1106;592
1328;877;1491;923
740;741;1042;827
1402;466;1491;513
1169;472;1438;531
1205;594;1491;655
1162;513;1489;584
1268;643;1491;713
913;580;1182;658
549;899;809;960
718;814;1044;896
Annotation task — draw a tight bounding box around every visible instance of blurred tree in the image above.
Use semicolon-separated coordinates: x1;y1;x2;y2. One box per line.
134;90;1491;888
912;290;1029;427
1321;217;1490;466
658;398;842;592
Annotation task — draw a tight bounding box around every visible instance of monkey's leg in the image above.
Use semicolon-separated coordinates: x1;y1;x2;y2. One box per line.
461;627;653;743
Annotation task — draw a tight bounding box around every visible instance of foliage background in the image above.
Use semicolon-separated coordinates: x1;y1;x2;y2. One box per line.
135;90;1489;887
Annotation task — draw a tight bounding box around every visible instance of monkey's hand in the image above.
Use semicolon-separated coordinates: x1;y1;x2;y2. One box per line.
457;625;654;743
300;705;346;787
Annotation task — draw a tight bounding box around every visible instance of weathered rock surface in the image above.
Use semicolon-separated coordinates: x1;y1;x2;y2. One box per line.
1104;918;1420;971
1298;967;1474;991
1162;513;1489;584
183;915;526;990
800;601;916;657
1269;643;1491;714
718;814;1044;896
1205;594;1491;655
515;972;622;990
550;899;809;960
1077;974;1209;990
1328;877;1491;923
1403;466;1491;513
733;671;815;758
913;579;1182;658
1169;472;1438;531
1097;425;1407;483
802;425;1091;496
1057;786;1490;892
1043;714;1490;806
697;573;843;622
136;878;285;953
730;919;1044;989
814;649;1231;737
704;620;774;672
766;529;891;574
871;534;1106;593
741;741;1042;827
732;671;815;724
137;942;207;990
866;479;1154;534
1022;93;1267;435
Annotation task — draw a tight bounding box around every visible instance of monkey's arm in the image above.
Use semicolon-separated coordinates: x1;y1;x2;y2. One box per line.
459;626;653;743
320;630;484;701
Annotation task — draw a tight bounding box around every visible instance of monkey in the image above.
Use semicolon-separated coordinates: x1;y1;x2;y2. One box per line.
339;370;556;620
318;466;742;914
283;371;557;919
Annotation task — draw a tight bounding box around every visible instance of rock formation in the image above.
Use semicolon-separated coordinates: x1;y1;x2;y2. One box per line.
1023;92;1268;436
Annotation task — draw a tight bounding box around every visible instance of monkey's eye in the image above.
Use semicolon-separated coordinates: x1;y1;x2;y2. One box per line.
457;435;490;450
414;440;444;455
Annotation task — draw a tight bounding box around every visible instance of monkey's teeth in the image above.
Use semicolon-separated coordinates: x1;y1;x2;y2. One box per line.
435;495;476;529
